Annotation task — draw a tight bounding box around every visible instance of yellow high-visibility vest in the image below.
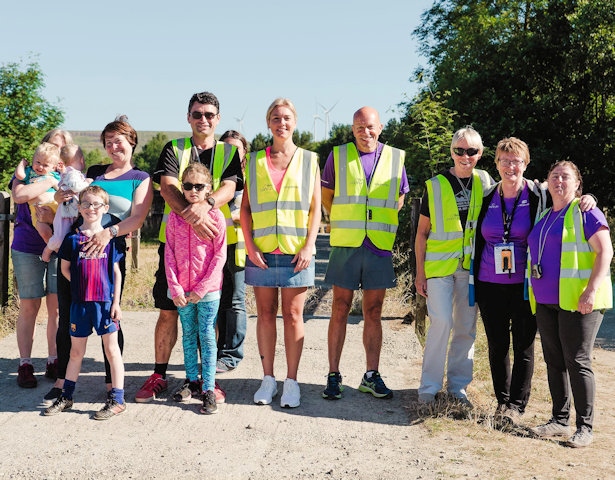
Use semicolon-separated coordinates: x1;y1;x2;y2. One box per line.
424;169;491;278
158;138;237;244
527;198;612;313
329;143;404;251
245;148;318;254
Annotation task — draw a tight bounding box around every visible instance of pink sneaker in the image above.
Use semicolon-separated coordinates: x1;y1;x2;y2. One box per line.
214;381;226;404
135;373;168;403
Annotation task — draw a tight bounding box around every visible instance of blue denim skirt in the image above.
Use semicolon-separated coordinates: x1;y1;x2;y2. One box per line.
245;253;315;288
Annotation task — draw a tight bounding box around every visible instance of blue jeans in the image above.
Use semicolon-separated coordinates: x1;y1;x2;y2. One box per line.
217;244;247;368
178;298;220;392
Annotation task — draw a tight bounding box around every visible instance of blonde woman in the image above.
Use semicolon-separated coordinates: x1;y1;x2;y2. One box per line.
241;98;321;408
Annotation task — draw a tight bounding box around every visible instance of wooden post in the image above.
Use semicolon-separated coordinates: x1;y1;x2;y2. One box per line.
131;228;140;271
0;192;13;307
401;198;428;346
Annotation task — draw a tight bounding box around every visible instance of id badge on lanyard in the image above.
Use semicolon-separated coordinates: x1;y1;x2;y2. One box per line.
494;243;515;274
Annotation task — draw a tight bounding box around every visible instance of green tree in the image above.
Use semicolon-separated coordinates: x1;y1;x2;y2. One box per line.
133;132;168;175
250;130;316;153
84;149;106;171
292;130;317;151
383;88;458;197
250;132;272;152
0;58;64;189
413;0;615;207
314;123;354;169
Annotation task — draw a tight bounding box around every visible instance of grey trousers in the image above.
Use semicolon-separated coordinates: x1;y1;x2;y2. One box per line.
536;303;603;430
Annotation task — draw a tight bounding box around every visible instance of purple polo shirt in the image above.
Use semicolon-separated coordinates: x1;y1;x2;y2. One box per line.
527;205;608;304
478;185;532;284
321;142;410;257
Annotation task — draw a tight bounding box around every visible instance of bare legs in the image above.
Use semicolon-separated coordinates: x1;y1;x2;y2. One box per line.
154;309;179;364
327;286;385;372
254;286;307;380
16;298;42;359
17;294;58;360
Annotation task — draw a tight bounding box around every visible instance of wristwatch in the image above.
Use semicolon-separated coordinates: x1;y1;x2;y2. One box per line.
109;225;119;238
207;196;215;208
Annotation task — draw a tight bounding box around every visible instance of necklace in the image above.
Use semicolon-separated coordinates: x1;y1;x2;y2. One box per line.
192;143;215;171
452;169;472;204
533;207;566;278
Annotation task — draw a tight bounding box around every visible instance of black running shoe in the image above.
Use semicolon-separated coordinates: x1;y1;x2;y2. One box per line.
358;371;393;399
322;372;344;400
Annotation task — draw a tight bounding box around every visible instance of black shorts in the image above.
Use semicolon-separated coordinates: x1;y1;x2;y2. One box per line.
152;243;176;311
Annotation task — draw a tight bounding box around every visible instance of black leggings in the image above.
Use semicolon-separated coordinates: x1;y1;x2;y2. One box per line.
476;281;536;412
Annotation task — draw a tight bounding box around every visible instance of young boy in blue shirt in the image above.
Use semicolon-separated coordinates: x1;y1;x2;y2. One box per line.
44;185;125;420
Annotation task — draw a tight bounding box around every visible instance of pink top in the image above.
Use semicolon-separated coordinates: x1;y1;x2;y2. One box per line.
165;209;227;299
266;147;288;255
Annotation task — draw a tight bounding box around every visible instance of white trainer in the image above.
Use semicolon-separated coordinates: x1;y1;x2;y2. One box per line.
254;375;278;405
280;378;301;408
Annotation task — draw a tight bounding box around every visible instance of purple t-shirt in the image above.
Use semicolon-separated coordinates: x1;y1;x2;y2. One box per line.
321;142;410;256
528;205;608;304
12;203;47;255
9;174;47;255
478;186;532;284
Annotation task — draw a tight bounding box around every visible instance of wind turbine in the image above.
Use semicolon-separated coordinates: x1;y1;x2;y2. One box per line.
318;101;339;140
313;114;324;141
235;109;247;133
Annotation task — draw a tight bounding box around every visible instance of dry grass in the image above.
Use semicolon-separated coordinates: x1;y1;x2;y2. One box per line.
408;318;552;437
0;297;19;339
121;241;158;310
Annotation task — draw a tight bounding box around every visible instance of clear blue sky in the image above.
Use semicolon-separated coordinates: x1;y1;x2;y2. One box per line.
1;0;433;143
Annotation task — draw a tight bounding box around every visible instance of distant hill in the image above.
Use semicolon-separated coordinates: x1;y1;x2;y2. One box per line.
71;131;192;154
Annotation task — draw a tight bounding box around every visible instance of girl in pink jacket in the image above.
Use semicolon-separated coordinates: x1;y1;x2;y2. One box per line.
165;163;226;414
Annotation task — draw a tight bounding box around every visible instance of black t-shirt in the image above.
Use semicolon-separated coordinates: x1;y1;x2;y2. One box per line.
153;139;243;192
420;169;474;228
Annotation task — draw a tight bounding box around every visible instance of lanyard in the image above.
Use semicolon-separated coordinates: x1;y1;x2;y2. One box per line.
499;185;523;243
365;144;382;188
192;144;215;171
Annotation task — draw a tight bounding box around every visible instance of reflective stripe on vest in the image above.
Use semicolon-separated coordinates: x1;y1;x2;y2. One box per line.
158;139;238;244
424;169;490;278
245;148;318;255
234;223;246;267
527;199;612;312
329;143;404;250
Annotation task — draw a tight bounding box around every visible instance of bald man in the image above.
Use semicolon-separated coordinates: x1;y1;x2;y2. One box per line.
321;107;409;401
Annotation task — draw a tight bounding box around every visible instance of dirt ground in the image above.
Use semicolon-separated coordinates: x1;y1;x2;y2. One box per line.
0;306;614;480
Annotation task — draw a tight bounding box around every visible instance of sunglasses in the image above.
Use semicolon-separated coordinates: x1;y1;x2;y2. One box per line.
79;201;106;210
182;182;210;192
453;147;480;157
190;111;218;121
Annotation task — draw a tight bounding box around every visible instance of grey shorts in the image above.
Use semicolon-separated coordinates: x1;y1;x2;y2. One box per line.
11;249;58;298
324;245;396;290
